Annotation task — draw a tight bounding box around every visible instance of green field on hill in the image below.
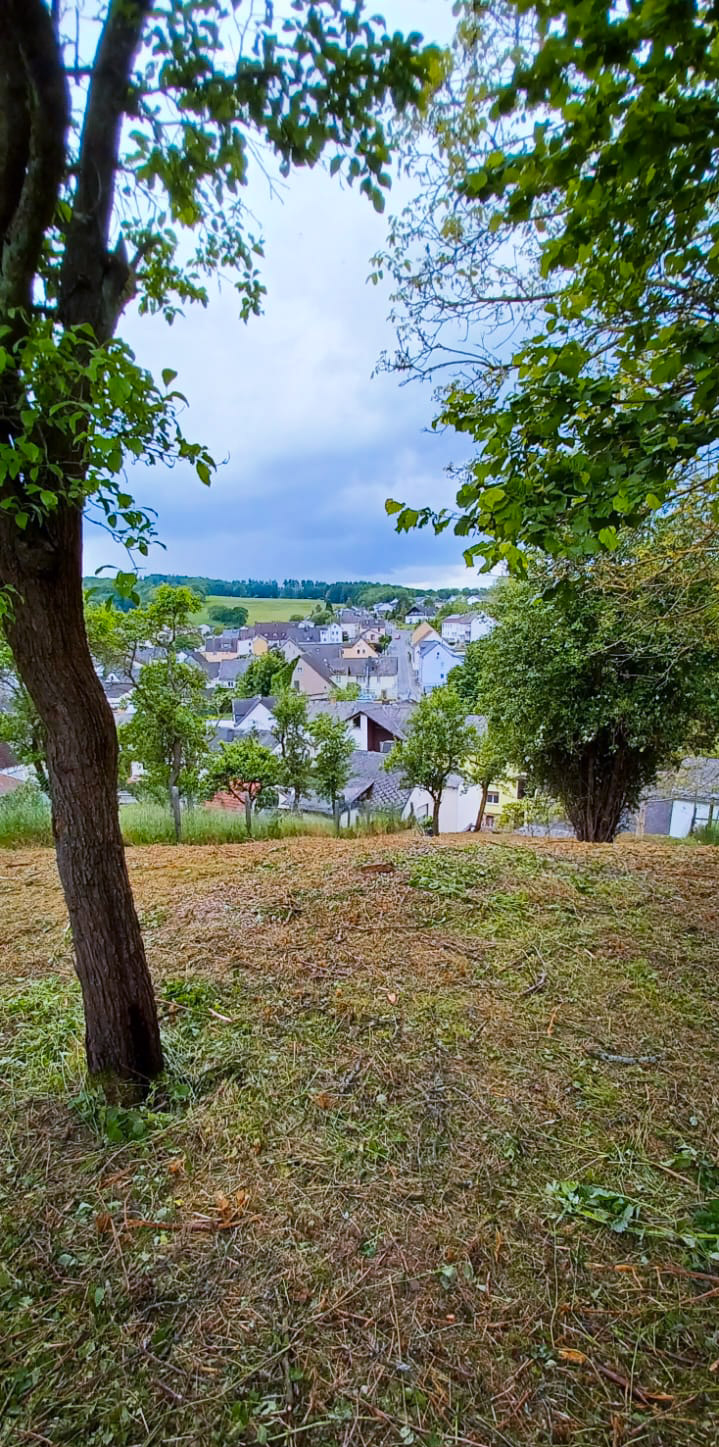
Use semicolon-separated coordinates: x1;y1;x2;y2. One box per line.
194;595;314;624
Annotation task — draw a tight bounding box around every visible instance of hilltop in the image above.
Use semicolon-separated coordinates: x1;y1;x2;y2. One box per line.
2;833;718;1445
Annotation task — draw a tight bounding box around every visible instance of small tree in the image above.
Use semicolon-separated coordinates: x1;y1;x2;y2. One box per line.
119;661;209;841
204;737;279;835
310;714;354;832
209;605;249;627
464;725;509;831
460;566;719;842
330;680;361;701
273;689;312;811
385;688;478;834
237;652;293;698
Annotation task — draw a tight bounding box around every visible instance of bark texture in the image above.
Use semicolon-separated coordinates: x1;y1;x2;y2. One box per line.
474;782;489;832
0;505;163;1086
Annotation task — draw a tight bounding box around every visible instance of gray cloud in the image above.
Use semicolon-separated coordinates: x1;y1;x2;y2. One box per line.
84;0;477;590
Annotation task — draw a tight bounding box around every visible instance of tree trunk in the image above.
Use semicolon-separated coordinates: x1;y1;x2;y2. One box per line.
333;797;341;834
168;738;182;842
474;781;489;832
431;796;441;835
245;795;253;835
560;738;632;843
0;504;163;1092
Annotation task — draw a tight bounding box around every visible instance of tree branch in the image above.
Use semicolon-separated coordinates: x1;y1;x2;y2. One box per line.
60;0;153;337
0;0;68;317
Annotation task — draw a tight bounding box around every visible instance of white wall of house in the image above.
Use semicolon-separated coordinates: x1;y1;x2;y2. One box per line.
668;798;712;837
320;623;342;644
418;641;460;692
402;779;483;832
235;701;277;734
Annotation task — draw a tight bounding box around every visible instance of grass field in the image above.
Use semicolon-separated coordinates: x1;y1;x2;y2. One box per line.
2;833;719;1445
195;595;313;624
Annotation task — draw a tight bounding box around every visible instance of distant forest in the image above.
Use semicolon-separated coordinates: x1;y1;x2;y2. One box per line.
83;574;490;609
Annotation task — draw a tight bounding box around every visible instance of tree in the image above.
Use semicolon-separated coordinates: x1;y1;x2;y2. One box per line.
209;605;249;627
119;660;209;841
0;632;49;792
309;714;354;832
273;689;312;811
384;688;478;834
458;562;719;842
382;0;719;572
204;737;279;836
237;652;293;698
0;3;430;1090
464;725;509;832
330;680;361;701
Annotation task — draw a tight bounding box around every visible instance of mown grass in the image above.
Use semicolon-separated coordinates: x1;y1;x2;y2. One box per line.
0;788;411;848
195;595;311;624
1;834;719;1445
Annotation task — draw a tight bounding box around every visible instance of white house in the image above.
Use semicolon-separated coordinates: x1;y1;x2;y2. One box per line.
441;612;494;647
231;696;278;734
416;637;461;693
406;599;435;625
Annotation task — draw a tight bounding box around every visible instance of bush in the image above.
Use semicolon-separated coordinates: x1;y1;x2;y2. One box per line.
0;783;52;847
690;821;719;846
0;791;412;848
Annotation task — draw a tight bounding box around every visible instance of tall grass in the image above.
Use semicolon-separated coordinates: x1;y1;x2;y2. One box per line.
688;820;719;846
0;787;411;848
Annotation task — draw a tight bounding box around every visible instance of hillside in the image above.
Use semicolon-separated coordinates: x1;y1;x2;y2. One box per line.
2;834;719;1445
195;595;314;624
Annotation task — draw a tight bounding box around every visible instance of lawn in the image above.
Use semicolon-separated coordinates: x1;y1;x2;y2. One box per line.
2;834;719;1445
195;595;314;624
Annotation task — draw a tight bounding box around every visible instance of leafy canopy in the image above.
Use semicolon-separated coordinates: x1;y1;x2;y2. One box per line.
204;736;280;811
382;0;719;570
453;550;719;839
385;687;478;802
0;1;434;583
273;688;312;807
119;658;210;804
309;712;354;811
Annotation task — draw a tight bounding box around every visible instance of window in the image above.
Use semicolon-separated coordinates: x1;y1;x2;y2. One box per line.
487;791;499;804
484;814;495;829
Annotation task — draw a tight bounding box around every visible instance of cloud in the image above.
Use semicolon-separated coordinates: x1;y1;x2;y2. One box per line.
83;0;470;589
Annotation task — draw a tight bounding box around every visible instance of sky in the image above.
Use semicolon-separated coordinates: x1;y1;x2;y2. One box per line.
83;0;478;592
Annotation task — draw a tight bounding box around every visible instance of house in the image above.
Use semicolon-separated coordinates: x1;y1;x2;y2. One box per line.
441;612;494;647
341;637;378;660
345;702;414;752
374;600;396;617
410;622;439;660
231;696;279;735
415;637;461;692
406;598;436;625
337;607;373;640
292;652;337;697
0;772;22;796
341;656;399;700
637;756;719;837
216;656;253;685
203;631;243;661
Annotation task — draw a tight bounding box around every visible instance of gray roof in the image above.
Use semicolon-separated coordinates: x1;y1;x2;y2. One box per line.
216;656;252;682
348;701;414;739
342;655;398;678
296;751;412;815
646;756;719;802
232;695;277;723
418;637;458;658
189;650;220;679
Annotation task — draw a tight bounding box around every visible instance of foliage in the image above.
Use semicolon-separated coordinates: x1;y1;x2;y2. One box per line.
119;660;210;825
384;687;478;833
236;651;293;698
0;635;49;792
382;0;719;571
309;713;354;828
208;605;249;627
456;556;719;841
330;680;361;701
549;1181;719;1263
203;736;280;834
463;724;509;829
498;794;561;836
273;689;313;810
1;3;435;571
0;782;53;846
